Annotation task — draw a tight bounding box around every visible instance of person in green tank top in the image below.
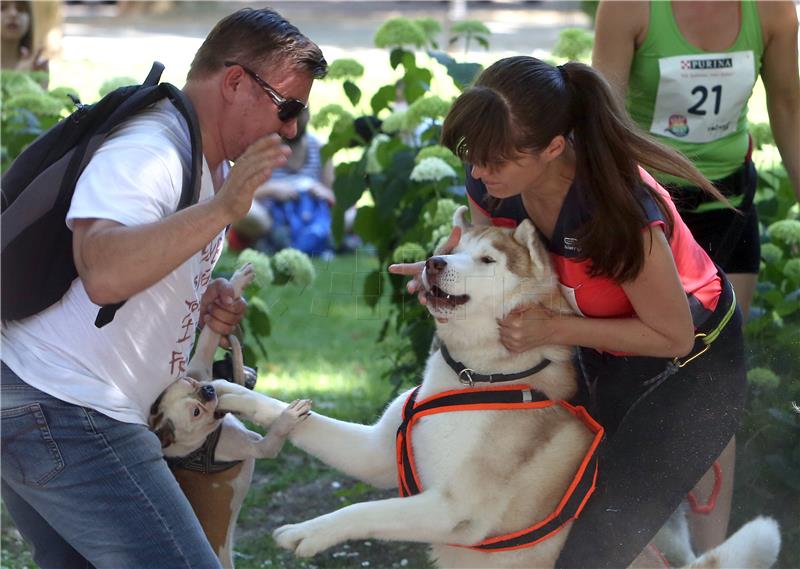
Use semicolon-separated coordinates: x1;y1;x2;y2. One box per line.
592;0;798;558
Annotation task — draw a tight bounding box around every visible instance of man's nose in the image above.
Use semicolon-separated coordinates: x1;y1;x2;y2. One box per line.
279;119;298;141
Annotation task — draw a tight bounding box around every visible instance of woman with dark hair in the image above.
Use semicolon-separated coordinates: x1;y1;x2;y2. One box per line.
391;55;746;567
1;1;48;73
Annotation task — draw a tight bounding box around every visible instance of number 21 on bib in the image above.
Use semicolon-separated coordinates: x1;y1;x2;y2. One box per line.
650;51;756;144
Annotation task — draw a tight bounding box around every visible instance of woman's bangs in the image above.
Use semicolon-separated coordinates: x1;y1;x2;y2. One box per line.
441;87;518;167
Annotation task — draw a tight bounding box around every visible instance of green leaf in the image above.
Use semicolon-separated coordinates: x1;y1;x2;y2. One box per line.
475;36;490;50
370;84;397;115
353;205;381;244
333;159;368;210
402;67;432;104
428;50;456;67
247;296;272;337
331;203;346;244
447;62;482;89
390;47;410;69
343;80;362;107
362;269;383;308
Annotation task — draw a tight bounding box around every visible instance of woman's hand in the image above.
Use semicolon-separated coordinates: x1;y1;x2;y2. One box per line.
498;303;560;353
387;225;462;305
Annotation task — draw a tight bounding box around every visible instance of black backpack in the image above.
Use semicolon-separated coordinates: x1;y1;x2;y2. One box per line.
1;62;202;327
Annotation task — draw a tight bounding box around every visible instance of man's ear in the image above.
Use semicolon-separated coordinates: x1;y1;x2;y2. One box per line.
221;65;244;103
452;205;472;232
513;219;549;273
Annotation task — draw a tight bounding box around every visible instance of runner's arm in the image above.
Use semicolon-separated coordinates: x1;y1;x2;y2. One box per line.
760;1;800;200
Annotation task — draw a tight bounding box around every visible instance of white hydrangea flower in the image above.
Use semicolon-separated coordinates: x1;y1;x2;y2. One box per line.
410;157;457;182
271;248;315;288
381;110;408;134
236;249;274;289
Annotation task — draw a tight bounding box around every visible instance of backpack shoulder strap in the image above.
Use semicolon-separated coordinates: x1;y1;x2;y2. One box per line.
94;76;204;329
143;61;165;87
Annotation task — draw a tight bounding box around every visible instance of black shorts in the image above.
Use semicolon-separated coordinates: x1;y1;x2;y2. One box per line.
556;279;746;568
669;161;760;275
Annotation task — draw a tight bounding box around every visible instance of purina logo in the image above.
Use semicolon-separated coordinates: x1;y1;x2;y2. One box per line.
681;57;733;70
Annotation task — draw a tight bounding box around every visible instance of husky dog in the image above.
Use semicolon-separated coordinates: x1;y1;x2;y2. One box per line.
220;208;780;568
149;263;310;568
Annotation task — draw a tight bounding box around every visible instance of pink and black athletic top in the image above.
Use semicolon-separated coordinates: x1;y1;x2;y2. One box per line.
466;165;722;329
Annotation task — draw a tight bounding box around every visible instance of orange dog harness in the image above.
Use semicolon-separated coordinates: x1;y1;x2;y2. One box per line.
396;384;604;552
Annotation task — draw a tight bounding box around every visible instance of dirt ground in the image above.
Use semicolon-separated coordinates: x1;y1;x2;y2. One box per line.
236;450;433;569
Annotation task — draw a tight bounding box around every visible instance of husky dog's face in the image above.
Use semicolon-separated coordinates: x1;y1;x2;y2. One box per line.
148;377;222;451
421;206;556;322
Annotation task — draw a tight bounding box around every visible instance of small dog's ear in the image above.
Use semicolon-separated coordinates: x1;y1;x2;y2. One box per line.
452;205;472;231
513;219;549;273
153;419;176;449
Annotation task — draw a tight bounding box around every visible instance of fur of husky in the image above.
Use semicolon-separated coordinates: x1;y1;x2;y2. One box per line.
220;207;780;568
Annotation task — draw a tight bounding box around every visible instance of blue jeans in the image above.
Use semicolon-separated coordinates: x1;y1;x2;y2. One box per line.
1;362;221;569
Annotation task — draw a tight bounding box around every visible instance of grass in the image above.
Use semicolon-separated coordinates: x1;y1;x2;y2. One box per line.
251;252;399;423
217;252;431;569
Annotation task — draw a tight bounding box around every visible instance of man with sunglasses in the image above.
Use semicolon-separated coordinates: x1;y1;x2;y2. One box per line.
1;8;326;569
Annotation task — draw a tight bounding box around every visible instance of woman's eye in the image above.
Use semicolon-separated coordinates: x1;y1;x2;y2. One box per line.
480;256;496;264
193;408;201;417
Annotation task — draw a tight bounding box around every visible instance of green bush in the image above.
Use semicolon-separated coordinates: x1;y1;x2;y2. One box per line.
0;70;74;172
736;126;800;565
317;17;487;391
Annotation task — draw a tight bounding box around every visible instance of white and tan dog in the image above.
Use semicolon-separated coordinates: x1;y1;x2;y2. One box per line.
221;209;780;568
149;263;310;568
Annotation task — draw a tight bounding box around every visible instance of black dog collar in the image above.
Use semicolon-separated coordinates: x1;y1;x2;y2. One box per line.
440;343;551;386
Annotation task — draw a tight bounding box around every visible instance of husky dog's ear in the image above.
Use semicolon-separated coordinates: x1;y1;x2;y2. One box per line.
452;205;472;231
513;219;549;273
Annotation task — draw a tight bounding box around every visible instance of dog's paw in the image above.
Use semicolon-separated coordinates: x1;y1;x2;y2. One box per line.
273;521;335;557
231;263;256;296
272;399;312;436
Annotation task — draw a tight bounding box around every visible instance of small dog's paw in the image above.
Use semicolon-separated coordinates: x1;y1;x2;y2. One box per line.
231;263;256;295
273;521;332;557
273;399;312;435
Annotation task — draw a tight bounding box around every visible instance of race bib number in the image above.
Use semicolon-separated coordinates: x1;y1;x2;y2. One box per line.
650;51;756;144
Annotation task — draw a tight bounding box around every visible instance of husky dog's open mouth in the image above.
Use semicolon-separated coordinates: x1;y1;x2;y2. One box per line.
421;266;470;311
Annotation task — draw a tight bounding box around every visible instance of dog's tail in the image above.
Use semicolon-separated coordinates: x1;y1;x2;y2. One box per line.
685;517;780;569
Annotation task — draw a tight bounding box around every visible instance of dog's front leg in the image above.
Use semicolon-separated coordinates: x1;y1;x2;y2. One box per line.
186;263;255;382
213;381;288;426
274;491;480;558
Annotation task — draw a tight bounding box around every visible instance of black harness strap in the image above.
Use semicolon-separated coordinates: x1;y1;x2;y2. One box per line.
396;385;604;552
166;424;242;474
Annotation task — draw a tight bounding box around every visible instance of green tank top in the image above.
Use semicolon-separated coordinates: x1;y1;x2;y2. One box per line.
627;1;763;184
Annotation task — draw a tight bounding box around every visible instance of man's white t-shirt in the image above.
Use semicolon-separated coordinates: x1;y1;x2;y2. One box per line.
2;99;228;425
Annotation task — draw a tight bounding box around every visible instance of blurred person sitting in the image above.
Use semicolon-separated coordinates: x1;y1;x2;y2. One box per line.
230;108;336;257
1;0;49;79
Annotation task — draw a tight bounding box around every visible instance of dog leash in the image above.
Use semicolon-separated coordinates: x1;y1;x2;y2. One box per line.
440;344;551;386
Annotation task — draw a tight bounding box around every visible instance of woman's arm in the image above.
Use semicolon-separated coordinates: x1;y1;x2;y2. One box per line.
500;227;696;358
591;1;649;100
759;1;800;200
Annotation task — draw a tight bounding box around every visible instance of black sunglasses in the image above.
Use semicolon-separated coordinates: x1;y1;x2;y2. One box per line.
223;61;307;122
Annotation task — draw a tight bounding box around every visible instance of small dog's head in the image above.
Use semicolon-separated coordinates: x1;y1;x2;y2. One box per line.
420;206;558;325
148;377;223;453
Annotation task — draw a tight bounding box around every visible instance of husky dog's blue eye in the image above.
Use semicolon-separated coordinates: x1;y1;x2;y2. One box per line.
480;256;496;264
